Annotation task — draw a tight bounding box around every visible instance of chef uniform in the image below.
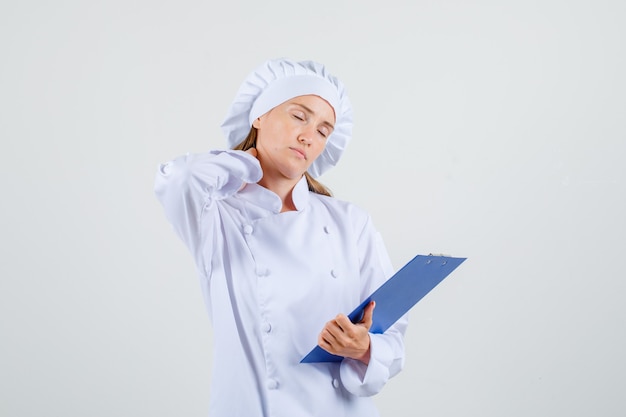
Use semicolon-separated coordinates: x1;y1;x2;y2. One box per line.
155;58;408;417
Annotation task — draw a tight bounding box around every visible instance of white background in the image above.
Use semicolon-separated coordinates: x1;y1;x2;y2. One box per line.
1;1;625;416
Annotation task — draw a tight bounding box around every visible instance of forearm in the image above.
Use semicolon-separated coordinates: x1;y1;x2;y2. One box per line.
154;149;262;256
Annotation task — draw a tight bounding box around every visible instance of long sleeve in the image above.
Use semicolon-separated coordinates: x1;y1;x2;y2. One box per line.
339;216;408;397
153;149;262;273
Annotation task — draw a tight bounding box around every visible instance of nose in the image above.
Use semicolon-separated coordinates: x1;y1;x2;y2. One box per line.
298;126;315;145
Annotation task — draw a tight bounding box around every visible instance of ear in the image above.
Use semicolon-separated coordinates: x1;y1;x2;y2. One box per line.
252;117;261;129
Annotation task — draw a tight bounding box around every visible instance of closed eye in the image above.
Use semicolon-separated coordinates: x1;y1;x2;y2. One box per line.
292;112;305;121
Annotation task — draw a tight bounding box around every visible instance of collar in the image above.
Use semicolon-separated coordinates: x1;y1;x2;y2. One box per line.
238;176;310;213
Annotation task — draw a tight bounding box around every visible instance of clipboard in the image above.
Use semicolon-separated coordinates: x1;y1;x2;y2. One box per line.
300;254;466;363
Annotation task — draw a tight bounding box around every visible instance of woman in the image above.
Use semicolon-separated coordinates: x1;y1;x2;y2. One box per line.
155;58;407;416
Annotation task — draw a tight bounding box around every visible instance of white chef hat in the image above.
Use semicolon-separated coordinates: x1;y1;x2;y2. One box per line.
220;58;353;178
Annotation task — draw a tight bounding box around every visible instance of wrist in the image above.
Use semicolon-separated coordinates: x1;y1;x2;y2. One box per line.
356;336;372;365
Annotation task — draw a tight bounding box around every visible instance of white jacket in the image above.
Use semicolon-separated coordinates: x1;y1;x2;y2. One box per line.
154;149;407;417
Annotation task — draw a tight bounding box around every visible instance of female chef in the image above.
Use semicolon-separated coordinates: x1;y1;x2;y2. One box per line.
154;58;408;417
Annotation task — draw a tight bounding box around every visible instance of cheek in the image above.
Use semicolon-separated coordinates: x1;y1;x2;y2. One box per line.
255;132;282;157
255;129;273;147
311;141;327;159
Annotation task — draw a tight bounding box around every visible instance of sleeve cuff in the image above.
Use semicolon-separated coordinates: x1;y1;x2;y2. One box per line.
208;149;263;184
339;333;394;397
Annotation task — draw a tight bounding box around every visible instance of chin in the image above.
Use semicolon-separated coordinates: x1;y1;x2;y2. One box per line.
279;163;309;179
281;168;307;180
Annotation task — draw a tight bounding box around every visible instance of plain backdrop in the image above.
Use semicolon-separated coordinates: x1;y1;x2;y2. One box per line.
1;1;625;416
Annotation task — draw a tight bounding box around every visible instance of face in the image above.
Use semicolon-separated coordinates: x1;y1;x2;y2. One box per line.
252;94;335;181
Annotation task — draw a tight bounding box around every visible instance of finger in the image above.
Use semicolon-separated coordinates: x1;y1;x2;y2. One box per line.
333;315;362;342
324;320;345;341
319;328;338;348
333;315;351;332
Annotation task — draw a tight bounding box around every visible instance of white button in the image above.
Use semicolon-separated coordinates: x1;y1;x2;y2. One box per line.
267;379;278;390
330;269;338;278
243;224;253;234
262;322;272;333
158;162;171;175
332;378;340;388
323;225;330;234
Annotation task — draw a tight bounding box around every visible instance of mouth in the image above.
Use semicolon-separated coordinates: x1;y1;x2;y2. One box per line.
290;147;306;160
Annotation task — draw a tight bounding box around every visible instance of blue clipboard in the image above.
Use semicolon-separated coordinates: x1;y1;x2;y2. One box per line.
300;254;466;363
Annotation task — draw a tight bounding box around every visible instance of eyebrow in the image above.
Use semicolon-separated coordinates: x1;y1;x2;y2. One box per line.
291;102;335;130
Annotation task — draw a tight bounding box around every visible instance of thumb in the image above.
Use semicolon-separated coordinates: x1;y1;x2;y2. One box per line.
359;301;375;329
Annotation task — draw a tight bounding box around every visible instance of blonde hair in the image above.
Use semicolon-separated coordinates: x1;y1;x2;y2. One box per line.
232;127;332;197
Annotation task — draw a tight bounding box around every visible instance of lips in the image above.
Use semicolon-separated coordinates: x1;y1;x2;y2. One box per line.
290;147;306;160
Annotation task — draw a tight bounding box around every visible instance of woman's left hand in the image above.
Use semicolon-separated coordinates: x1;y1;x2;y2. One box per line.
317;301;375;365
